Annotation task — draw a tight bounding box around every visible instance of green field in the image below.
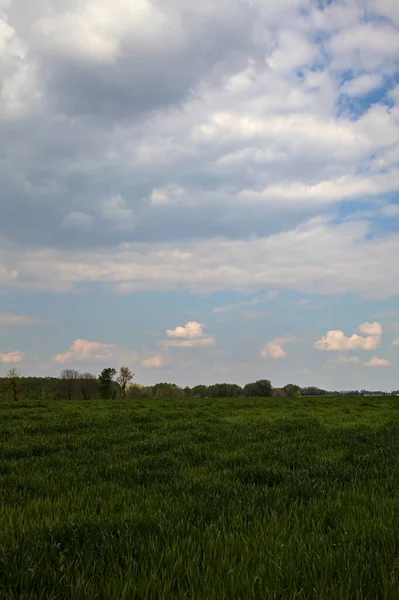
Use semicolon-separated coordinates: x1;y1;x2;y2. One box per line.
2;395;399;599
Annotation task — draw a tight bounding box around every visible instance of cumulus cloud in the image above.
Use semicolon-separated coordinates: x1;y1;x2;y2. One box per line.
141;354;166;368
0;350;25;363
166;321;205;339
0;312;45;325
161;321;215;348
314;322;382;351
364;356;391;367
53;338;117;363
261;337;293;359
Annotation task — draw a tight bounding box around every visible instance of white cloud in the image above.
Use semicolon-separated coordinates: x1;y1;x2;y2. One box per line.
162;321;215;348
33;0;167;64
261;337;293;359
342;74;383;97
0;350;25;363
315;322;382;351
100;196;135;229
364;356;391;367
161;337;215;348
53;338;117;363
62;211;94;232
393;338;399;346
141;354;166;368
239;170;399;204
267;30;316;72
0;312;45;325
166;321;205;339
329;23;399;71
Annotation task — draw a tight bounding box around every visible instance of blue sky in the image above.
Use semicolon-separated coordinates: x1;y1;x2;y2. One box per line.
1;0;399;390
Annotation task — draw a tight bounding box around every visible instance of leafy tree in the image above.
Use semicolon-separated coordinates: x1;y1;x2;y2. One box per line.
117;366;134;398
99;368;117;400
6;368;21;402
207;383;243;398
152;382;183;398
192;385;208;398
283;384;302;398
272;387;287;398
243;379;272;397
80;373;98;400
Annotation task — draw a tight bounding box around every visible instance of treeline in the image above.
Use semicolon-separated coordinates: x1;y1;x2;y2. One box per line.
0;370;291;401
0;369;397;402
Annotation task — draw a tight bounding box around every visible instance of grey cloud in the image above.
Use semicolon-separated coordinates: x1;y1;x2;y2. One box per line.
0;0;398;268
26;1;264;121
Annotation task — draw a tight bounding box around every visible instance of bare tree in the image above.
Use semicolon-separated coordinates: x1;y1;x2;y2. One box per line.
60;369;80;401
6;367;21;402
117;366;134;398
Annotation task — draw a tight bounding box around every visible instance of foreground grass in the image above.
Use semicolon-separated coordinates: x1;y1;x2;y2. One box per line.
1;395;399;599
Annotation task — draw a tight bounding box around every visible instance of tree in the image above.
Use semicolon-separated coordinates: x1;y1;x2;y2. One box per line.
207;383;243;398
99;367;117;399
6;368;21;402
282;384;302;398
60;369;80;401
80;373;98;400
243;379;272;397
192;385;208;398
117;366;134;398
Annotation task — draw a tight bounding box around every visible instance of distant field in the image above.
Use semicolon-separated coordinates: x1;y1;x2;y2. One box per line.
1;395;399;599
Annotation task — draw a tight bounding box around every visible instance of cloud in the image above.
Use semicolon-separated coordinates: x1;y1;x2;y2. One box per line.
314;322;382;351
364;356;391;367
0;350;25;364
166;321;205;339
161;337;216;348
393;338;399;346
342;74;383;97
161;321;215;348
62;211;94;232
381;204;399;218
141;354;166;368
150;186;186;206
100;196;135;230
238;170;399;204
0;312;45;325
261;337;293;359
52;338;117;363
2;216;399;299
213;291;278;314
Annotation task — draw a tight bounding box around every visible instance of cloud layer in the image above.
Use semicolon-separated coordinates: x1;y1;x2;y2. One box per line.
1;0;398;388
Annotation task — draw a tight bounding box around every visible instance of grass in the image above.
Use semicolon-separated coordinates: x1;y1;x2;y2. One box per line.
1;395;399;599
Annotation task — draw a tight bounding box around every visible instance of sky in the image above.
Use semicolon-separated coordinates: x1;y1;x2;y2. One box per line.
0;0;399;390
